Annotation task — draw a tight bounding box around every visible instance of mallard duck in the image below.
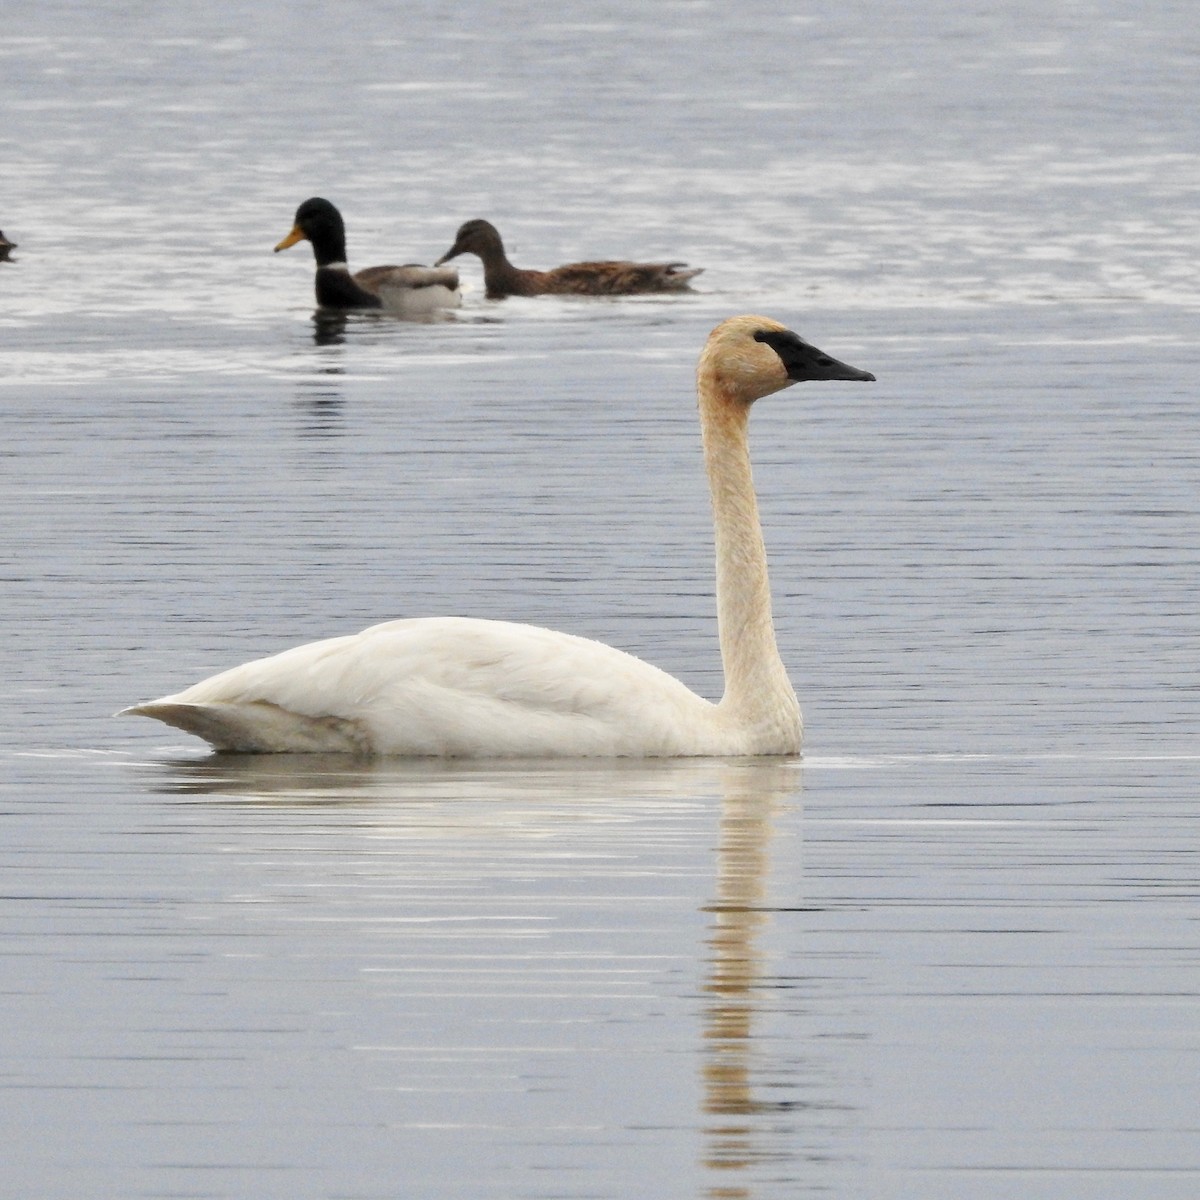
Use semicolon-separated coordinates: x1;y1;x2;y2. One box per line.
121;316;874;756
434;219;702;299
274;197;461;315
0;230;16;263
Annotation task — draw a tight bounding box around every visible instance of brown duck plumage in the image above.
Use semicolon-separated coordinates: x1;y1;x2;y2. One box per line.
435;219;702;300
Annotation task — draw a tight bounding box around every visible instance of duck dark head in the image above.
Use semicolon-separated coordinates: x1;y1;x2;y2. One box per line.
274;197;349;265
435;219;504;265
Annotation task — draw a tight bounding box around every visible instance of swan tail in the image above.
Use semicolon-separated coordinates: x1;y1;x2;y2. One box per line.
119;700;370;754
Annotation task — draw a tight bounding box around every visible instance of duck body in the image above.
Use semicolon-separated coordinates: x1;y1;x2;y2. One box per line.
275;197;460;315
124;316;874;757
435;219;702;299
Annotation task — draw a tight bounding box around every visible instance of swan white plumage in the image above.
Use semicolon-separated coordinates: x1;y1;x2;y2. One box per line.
122;315;874;756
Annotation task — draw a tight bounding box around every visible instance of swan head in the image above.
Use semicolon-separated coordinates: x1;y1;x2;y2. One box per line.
435;219;504;264
701;314;875;405
275;197;346;258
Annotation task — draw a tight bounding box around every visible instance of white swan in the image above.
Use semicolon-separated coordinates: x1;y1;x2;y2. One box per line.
122;316;874;756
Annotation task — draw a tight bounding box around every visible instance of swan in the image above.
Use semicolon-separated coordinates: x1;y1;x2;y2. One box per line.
0;229;15;263
434;218;702;299
122;315;874;756
274;197;461;315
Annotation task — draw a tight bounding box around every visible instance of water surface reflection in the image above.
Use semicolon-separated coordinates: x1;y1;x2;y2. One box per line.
129;753;818;1194
703;762;811;1192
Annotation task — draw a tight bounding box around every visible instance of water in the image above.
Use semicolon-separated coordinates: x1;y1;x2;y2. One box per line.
2;1;1199;1196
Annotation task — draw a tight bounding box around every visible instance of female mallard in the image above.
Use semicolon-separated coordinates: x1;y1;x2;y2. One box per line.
434;218;702;299
0;230;16;263
274;197;461;315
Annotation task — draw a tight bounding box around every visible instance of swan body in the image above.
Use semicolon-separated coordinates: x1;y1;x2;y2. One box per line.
124;315;875;757
0;230;16;263
275;197;461;315
435;219;702;299
126;617;733;756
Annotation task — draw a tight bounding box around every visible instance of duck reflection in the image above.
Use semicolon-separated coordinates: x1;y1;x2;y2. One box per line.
311;311;348;346
310;307;459;346
292;373;346;437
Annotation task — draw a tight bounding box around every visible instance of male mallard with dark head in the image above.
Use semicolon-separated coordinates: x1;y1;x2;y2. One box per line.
274;198;460;315
0;230;17;263
434;219;702;300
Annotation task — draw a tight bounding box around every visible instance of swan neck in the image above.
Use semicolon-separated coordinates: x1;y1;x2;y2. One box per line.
700;376;798;735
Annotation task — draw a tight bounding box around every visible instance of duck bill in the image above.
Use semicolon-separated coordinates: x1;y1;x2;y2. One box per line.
433;245;462;267
274;225;307;253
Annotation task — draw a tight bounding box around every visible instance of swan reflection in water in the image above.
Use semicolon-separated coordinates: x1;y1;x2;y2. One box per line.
144;752;740;810
138;754;834;1190
701;760;817;1194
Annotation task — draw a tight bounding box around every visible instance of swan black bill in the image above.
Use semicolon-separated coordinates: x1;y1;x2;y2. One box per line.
755;328;876;383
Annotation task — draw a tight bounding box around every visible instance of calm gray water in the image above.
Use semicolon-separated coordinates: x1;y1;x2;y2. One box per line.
2;2;1198;1197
